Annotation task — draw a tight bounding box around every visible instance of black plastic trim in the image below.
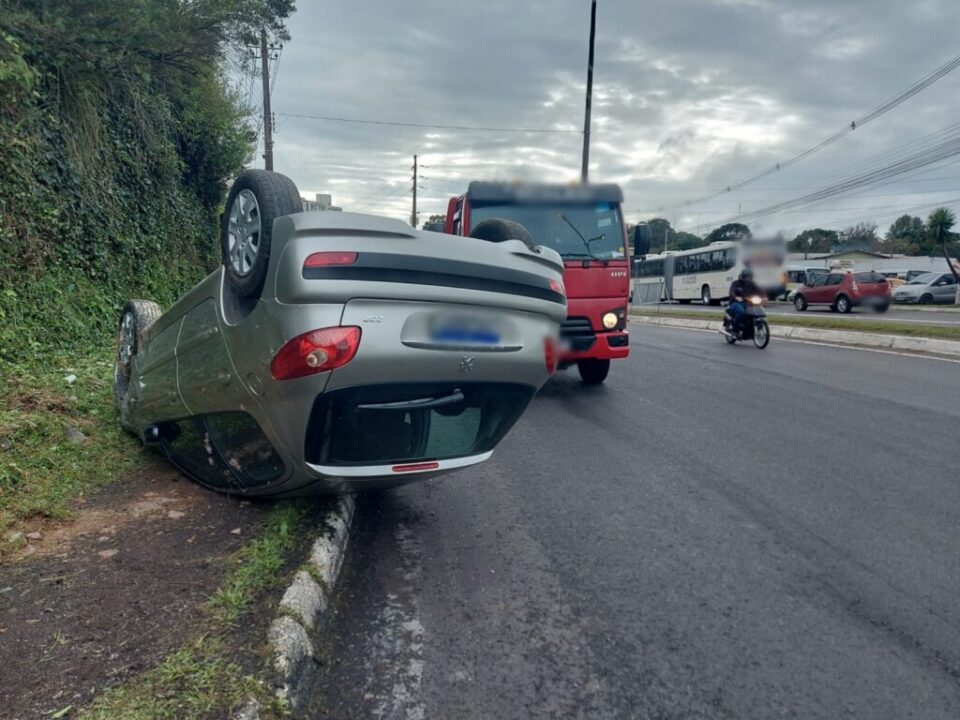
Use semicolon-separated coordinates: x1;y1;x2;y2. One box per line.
302;252;564;304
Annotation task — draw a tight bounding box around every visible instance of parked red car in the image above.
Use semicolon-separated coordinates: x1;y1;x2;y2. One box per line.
793;271;891;313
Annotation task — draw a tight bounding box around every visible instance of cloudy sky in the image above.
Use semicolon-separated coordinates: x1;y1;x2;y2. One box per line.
244;0;960;238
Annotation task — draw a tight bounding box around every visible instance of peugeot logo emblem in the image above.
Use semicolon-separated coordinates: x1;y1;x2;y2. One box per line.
459;356;475;374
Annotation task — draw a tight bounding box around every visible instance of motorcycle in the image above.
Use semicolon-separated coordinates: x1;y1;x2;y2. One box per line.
722;295;770;349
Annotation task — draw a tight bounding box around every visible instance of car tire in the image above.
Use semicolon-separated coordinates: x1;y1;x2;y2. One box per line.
794;295;807;311
835;295;852;313
469;218;536;250
221;170;303;299
701;285;712;305
919;294;934;305
577;359;610;385
115;299;162;432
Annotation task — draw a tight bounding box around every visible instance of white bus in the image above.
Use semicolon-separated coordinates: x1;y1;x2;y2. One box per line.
631;252;669;305
632;239;786;305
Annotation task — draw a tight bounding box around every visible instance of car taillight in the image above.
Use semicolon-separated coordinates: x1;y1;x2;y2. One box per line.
851;280;859;292
303;251;358;269
270;327;361;380
544;337;557;375
550;279;565;297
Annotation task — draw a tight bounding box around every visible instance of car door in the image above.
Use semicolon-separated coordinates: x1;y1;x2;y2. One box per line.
822;273;845;305
805;274;832;304
934;274;957;302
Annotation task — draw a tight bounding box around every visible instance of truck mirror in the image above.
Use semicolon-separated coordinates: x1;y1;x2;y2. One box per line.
633;224;651;258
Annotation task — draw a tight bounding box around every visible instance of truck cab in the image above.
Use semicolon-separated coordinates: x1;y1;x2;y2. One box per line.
445;182;630;384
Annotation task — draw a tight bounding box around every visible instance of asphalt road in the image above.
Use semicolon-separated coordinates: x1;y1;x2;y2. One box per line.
308;324;960;719
640;301;960;326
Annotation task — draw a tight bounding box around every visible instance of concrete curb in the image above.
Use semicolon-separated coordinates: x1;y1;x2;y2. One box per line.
234;494;356;720
631;315;960;358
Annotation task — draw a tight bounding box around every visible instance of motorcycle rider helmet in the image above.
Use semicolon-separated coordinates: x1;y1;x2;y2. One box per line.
739;268;754;281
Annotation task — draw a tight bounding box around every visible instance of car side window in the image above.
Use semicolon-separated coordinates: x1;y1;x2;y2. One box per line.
206;412;285;488
162;412;284;490
161;417;237;490
811;275;829;287
827;274;843;286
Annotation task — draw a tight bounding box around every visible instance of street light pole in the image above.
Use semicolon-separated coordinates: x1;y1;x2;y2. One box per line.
580;0;597;182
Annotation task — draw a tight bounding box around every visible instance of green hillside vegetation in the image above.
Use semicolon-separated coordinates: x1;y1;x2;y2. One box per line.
0;0;292;534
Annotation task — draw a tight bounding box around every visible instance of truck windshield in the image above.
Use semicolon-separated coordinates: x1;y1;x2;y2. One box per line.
469;202;625;260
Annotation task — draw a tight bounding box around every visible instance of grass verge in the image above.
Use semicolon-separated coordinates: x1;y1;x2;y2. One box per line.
78;501;310;720
630;308;960;341
0;347;143;549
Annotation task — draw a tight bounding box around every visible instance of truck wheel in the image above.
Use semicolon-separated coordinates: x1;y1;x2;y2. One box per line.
221;170;303;299
469;218;536;250
577;359;610;385
115;299;162;432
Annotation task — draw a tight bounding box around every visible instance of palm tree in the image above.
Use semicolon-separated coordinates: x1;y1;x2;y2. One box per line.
927;208;960;302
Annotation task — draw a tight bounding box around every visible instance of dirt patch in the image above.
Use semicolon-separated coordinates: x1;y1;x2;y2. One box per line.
0;459;273;720
6;464;211;563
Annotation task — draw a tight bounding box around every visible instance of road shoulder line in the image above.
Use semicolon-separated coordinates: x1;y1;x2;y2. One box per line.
630;315;960;358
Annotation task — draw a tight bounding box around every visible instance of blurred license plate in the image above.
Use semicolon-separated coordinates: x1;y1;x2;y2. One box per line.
429;317;501;345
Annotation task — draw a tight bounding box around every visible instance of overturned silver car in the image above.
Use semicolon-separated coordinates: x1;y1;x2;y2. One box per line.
115;170;565;496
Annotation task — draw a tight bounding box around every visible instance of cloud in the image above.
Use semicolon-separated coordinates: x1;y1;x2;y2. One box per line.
258;0;960;237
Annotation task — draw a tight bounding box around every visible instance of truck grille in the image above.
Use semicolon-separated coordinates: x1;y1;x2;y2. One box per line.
560;316;596;352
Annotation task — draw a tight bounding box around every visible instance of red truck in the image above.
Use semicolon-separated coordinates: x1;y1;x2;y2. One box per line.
444;182;630;384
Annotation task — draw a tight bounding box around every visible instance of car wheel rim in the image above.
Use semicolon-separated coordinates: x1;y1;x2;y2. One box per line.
118;311;135;370
228;189;262;277
839;298;848;311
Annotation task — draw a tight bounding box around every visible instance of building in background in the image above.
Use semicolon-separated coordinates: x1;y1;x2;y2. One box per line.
302;193;342;212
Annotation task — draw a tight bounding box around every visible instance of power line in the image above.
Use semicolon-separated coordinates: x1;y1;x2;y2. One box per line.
646;51;960;213
276;112;583;135
699;129;960;228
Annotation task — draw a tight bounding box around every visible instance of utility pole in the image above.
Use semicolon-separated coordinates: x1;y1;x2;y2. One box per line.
580;0;597;182
260;29;274;171
411;154;418;227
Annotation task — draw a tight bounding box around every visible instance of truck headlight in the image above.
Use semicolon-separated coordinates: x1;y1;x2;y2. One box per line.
602;312;619;330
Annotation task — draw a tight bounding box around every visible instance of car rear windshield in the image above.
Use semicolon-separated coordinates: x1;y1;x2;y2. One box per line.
854;272;885;283
305;382;535;466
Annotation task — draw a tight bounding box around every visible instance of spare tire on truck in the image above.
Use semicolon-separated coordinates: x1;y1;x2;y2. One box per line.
221;169;303;299
469;218;536;251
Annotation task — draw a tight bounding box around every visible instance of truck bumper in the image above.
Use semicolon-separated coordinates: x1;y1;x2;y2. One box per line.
559;330;629;365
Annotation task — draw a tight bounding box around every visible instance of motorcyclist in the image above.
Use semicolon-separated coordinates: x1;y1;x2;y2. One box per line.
726;268;762;333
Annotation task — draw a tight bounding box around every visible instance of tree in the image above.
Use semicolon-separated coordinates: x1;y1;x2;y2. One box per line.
836;222;880;253
883;215;924;255
927;208;960;290
704;223;751;244
646;218;674;251
673;231;706;251
789;228;837;255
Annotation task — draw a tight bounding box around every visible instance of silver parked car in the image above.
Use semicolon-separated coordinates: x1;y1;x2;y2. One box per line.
892;272;958;304
115;170;566;496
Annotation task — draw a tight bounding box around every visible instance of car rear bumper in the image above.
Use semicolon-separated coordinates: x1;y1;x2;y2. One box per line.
300;451;493;493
